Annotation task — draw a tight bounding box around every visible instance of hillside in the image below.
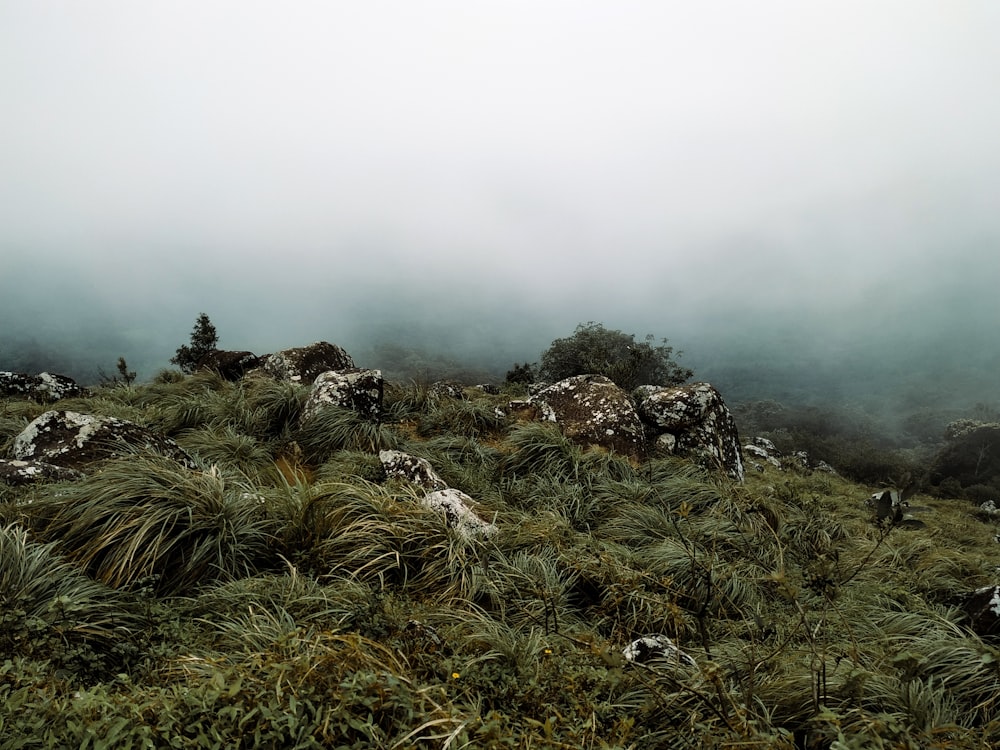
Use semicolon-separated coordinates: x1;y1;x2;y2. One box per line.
2;366;1000;749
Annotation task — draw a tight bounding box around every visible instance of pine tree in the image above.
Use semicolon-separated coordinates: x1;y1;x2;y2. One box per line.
170;313;219;374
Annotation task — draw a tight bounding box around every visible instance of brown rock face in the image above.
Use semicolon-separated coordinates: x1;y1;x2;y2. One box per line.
637;382;744;480
529;375;646;459
12;410;194;473
197;350;262;380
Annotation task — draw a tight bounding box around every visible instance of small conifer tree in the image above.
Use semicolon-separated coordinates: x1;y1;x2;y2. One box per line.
171;313;219;374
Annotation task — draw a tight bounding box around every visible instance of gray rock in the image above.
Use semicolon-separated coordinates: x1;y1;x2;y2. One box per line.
422;488;497;539
12;410;194;472
622;635;696;666
379;449;447;490
0;371;87;402
0;458;85;486
301;369;384;422
528;375;646;459
638;382;744;480
259;342;354;384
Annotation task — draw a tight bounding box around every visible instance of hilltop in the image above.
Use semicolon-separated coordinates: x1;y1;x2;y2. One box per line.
1;345;1000;748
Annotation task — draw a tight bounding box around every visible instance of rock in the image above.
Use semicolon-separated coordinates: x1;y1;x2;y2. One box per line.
300;369;384;423
0;371;87;402
959;585;1000;639
622;635;696;667
428;380;466;402
259;342;355;384
744;437;783;471
379;450;447;490
528;375;646;459
474;383;501;395
637;382;744;480
979;500;1000;521
197;350;261;380
0;458;85;486
422;488;497;539
12;410;194;472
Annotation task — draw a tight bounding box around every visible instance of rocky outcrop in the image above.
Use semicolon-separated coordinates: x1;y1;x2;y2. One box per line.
300;369;384;423
622;635;696;667
528;375;646;459
1;371;87;402
637;382;744;480
428;380;466;402
12;410;194;473
0;458;85;486
379;449;447;490
378;450;496;538
743;437;837;475
197;350;261;381
259;342;354;384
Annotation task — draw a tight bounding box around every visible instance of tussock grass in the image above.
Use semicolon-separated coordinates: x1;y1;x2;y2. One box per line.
294;405;402;461
19;456;279;594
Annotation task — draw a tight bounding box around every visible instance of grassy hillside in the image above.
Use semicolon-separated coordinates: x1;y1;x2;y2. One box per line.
2;372;999;748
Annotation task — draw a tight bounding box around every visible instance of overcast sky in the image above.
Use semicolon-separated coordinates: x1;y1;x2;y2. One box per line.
2;1;1000;375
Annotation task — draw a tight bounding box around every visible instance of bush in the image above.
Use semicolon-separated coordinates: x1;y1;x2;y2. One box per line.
538;322;691;390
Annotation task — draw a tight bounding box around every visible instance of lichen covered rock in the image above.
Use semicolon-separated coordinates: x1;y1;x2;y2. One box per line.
12;410;194;472
379;449;447;490
0;371;87;402
259;342;355;384
422;488;497;539
637;382;744;480
528;375;645;459
622;635;696;666
0;458;85;486
301;369;384;422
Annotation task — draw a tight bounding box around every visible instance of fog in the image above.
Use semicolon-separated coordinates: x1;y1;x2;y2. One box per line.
3;2;999;421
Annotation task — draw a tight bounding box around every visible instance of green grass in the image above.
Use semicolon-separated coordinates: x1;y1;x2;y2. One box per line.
3;374;1000;748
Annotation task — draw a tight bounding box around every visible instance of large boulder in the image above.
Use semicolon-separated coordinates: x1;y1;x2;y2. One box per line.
637;382;744;480
300;369;384;423
528;375;646;459
12;410;194;473
0;371;87;402
197;350;262;381
259;342;355;384
0;458;85;486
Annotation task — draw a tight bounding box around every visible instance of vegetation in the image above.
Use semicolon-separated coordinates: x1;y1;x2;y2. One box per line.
538;321;693;390
170;313;219;375
2;366;1000;748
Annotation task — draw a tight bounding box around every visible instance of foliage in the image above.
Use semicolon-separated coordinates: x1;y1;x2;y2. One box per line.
170;312;219;374
4;371;1000;748
539;321;692;390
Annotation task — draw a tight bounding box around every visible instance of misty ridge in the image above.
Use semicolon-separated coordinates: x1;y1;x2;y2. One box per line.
3;297;1000;500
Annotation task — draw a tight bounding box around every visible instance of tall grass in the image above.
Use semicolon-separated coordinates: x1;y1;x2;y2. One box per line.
20;456;279;594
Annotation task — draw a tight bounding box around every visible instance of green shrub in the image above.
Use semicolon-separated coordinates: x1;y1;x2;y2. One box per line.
539;322;692;390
